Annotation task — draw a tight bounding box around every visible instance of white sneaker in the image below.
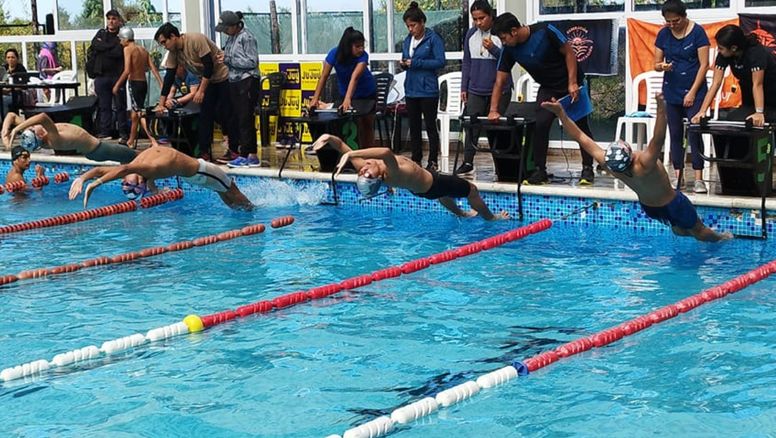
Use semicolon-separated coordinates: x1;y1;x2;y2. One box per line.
693;180;708;194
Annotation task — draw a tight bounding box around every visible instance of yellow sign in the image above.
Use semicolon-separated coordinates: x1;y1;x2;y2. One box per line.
280;89;302;117
300;62;322;91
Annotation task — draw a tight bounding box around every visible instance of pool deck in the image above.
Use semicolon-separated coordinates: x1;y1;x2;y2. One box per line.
2;143;775;212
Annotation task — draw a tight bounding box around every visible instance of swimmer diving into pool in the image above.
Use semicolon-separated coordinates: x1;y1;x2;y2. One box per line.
311;134;509;220
68;146;254;211
2;113;137;164
541;93;731;242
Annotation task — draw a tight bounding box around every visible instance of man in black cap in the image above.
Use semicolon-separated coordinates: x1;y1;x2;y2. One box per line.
5;146;44;185
91;9;129;143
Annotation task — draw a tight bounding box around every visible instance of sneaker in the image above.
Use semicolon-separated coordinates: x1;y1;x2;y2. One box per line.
579;165;595;186
523;168;549;185
455;162;475;175
216;150;239;164
426;161;438;172
227;156;261;168
693;180;708;194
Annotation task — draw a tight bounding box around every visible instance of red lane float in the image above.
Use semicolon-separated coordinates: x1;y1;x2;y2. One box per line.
31;176;50;188
54;172;70;183
5;181;26;193
520;259;776;374
0;200;139;234
270;215;295;228
3;222;268;284
140;189;184;209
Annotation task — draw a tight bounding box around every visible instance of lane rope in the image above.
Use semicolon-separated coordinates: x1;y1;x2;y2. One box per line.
0;189;184;234
327;258;776;438
0;219;552;382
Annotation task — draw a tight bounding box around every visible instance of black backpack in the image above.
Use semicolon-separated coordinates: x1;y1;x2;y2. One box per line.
85;44;98;79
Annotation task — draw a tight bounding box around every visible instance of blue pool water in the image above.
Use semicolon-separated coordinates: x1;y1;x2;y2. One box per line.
1;180;775;437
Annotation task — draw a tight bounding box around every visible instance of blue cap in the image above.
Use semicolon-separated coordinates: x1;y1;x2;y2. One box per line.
19;129;42;152
605;140;633;173
356;175;382;198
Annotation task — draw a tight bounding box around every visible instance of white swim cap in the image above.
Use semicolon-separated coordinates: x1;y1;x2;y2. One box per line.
356;174;382;198
19;129;43;152
118;27;134;41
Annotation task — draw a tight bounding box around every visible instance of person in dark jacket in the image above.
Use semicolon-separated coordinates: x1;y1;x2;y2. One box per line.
400;1;446;171
91;9;129;142
458;0;512;175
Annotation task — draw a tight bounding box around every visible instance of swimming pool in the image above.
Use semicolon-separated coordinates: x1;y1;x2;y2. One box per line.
1;172;775;437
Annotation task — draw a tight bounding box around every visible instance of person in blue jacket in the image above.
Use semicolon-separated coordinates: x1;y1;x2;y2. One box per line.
458;0;512;175
654;0;710;193
310;27;377;150
400;1;446;172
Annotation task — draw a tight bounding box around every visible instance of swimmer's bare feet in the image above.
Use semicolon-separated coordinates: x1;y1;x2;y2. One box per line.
486;210;510;221
462;209;478;218
719;231;734;241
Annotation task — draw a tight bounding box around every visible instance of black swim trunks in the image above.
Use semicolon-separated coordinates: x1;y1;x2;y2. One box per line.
128;80;148;112
413;171;471;200
641;190;699;230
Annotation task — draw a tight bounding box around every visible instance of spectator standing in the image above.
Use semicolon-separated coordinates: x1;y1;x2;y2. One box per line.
400;1;446;171
91;9;129;143
654;0;710;193
216;11;261;168
154;22;235;161
37;42;63;101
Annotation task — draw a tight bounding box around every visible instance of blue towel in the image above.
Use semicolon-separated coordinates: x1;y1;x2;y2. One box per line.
625;111;653;118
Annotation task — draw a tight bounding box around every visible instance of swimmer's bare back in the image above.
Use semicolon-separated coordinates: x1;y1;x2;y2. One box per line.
48;123;100;154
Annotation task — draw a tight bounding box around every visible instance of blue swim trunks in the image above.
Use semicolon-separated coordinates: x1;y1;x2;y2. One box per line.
641;190;699;230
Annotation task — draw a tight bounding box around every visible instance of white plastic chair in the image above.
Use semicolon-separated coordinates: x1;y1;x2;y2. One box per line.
436;71;462;157
38;70;77;105
514;73;540;102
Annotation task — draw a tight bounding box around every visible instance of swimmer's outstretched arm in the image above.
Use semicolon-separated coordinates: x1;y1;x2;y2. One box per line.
9;113;61;147
334;147;398;177
311;133;368;172
2;112;23;148
637;93;666;169
540;100;605;165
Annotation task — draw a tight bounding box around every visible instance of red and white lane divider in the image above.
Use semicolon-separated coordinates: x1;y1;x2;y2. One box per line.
0;189;184;235
1;172;70;194
327;259;776;438
0;219;551;382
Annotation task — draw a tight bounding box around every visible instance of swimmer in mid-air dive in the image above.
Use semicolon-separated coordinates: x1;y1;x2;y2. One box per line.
312;133;509;220
2;113;137;163
541;93;731;242
68;146;254;210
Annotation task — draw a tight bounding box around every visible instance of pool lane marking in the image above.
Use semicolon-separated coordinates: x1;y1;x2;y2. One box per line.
0;215;295;285
0;218;552;382
329;260;776;438
0;189;184;235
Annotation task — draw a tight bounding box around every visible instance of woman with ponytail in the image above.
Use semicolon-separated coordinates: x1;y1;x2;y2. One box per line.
693;24;776;127
309;27;377;149
400;1;446;171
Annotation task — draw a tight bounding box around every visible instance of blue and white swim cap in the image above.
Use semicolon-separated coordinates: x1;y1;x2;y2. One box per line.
19;129;43;152
356;174;382;198
605;140;633;173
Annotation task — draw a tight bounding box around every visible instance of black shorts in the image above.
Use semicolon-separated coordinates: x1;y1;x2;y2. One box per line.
128;80;148;111
413;171;471;200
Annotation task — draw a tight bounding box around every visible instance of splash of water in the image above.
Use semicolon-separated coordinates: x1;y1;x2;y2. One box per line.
240;178;328;207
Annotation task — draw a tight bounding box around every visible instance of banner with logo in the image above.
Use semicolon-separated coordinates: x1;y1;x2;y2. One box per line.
258;62;321;145
627;18;740;107
739;14;776;58
549;19;618;76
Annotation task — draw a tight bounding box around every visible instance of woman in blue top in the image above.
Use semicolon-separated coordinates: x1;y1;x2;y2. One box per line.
400;1;446;171
310;27;377;150
654;0;709;193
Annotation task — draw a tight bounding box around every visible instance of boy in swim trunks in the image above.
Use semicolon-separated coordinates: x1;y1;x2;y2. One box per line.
541;93;731;242
2;112;137;164
68;146;254;211
113;27;163;149
311;133;509;220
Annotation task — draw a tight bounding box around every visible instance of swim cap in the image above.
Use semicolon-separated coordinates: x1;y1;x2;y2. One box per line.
19;129;43;152
118;27;134;41
122;181;148;200
11;146;28;162
605;140;633;173
356;174;382;198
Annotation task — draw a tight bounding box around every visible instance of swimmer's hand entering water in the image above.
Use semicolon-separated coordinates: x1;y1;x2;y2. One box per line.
68;177;84;200
82;178;103;209
334;151;351;178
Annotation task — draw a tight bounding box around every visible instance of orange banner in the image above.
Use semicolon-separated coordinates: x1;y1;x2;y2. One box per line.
627;18;740;108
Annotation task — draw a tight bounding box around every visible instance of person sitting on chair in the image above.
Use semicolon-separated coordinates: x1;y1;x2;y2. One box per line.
2;112;137;163
312;133;509;220
542;93;731;242
68;145;254;211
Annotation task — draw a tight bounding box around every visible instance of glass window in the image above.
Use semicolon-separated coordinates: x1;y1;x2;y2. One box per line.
167;0;183;27
540;0;624;15
58;0;104;30
305;1;363;54
121;0;166;28
393;1;465;52
371;3;390;53
633;0;729;11
221;0;295;54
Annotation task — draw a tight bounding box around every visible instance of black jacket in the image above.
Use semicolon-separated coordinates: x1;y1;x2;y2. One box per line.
91;28;124;77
